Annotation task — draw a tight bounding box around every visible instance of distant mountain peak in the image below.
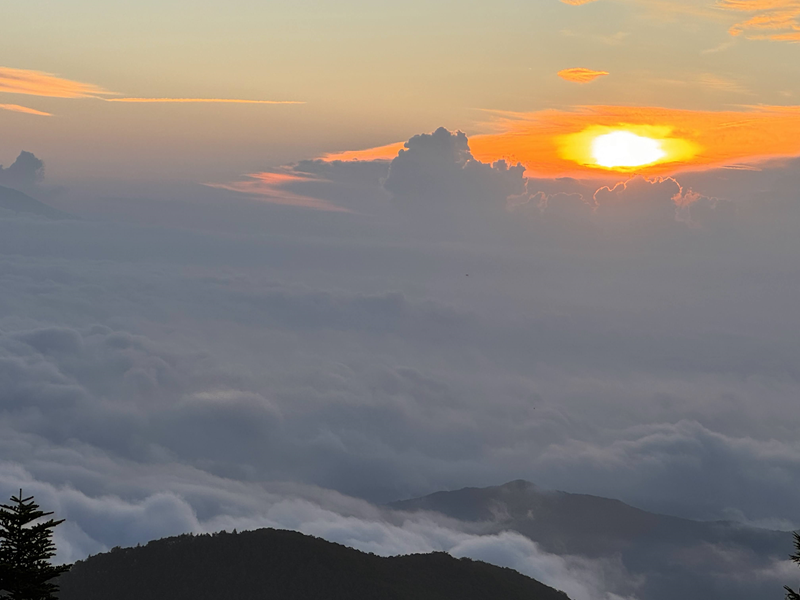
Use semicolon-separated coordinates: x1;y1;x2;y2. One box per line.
499;479;536;490
390;481;793;600
0;185;68;219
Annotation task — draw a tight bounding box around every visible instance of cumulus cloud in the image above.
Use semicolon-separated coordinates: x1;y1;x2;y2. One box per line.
0;151;45;188
383;127;526;220
588;175;728;231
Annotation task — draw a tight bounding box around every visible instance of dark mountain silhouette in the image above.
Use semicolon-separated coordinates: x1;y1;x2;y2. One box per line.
391;480;793;600
57;527;571;600
0;185;67;219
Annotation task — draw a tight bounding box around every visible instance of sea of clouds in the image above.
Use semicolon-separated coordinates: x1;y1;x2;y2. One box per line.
3;129;800;598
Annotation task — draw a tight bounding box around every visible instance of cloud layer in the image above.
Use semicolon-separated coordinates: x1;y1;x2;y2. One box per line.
4;128;800;600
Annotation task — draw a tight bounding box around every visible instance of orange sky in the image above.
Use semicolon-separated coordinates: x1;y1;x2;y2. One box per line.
3;0;800;184
720;0;800;42
326;105;800;178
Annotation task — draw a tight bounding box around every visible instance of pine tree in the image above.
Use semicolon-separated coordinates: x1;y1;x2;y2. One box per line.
786;532;800;600
0;490;70;600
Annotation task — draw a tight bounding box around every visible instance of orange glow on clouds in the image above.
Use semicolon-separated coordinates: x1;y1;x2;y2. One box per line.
207;172;349;212
0;67;112;98
326;105;800;177
719;0;800;42
323;142;406;162
560;0;599;4
0;67;304;108
0;103;51;116
558;68;609;83
468;105;800;176
104;98;304;105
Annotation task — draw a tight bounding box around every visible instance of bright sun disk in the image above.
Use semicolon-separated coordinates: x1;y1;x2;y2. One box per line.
592;131;666;168
556;123;701;173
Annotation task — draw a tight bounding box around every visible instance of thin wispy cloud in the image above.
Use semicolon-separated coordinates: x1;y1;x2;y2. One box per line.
559;29;630;46
0;67;304;107
719;0;800;42
323;142;406;162
557;68;610;83
648;73;751;94
719;163;763;170
104;98;304;105
0;103;51;116
207;171;349;212
0;67;112;98
702;39;737;53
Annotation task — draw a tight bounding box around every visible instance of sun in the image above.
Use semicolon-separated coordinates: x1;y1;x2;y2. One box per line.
556;125;701;172
591;131;666;168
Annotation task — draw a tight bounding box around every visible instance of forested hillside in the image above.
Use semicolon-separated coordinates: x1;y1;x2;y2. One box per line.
57;528;571;600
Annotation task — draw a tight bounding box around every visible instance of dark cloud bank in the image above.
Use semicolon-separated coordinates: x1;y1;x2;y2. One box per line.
3;131;800;599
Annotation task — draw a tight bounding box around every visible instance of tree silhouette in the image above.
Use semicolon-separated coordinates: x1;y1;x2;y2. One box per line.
786;532;800;600
0;490;70;600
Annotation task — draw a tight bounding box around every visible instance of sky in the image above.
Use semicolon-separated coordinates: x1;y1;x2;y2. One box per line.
3;2;800;600
3;0;800;183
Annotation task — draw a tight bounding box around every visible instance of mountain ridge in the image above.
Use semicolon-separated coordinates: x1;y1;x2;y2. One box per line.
393;479;789;532
390;479;792;600
0;185;68;219
57;527;571;600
